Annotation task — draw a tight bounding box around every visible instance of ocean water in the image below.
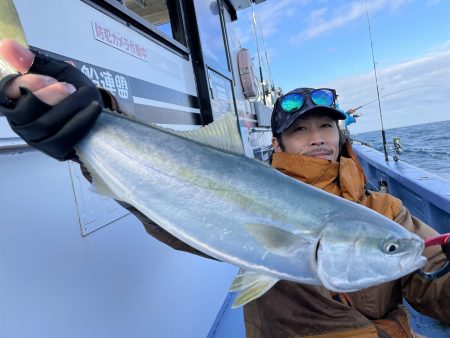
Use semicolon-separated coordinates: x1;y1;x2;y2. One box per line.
352;119;450;182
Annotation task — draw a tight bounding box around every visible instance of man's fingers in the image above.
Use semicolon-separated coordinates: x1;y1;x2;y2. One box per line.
33;82;76;106
4;73;75;106
0;39;35;74
5;74;58;100
0;40;76;106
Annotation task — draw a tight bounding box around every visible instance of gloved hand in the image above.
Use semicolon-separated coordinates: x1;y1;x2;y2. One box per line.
0;49;103;160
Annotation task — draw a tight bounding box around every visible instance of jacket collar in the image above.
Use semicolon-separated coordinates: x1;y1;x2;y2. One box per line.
271;141;366;202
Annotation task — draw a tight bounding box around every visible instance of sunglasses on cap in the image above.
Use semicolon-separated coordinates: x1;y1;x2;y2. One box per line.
271;88;345;135
279;88;337;114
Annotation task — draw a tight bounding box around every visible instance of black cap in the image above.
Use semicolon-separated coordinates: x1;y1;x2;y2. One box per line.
271;87;346;135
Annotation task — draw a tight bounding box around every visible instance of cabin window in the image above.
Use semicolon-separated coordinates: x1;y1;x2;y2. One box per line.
94;0;188;52
195;0;232;76
123;0;174;39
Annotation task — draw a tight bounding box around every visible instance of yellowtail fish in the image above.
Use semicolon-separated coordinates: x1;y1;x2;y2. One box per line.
76;112;426;307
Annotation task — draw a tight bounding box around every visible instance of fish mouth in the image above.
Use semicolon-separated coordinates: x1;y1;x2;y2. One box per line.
400;245;427;273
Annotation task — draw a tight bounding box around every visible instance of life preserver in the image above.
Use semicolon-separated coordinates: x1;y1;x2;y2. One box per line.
237;48;258;98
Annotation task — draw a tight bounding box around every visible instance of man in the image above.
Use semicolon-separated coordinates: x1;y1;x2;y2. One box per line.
344;108;361;127
1;41;449;338
247;87;450;337
335;95;360;133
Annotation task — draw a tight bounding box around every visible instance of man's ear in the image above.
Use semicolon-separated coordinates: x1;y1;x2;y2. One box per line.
272;137;283;152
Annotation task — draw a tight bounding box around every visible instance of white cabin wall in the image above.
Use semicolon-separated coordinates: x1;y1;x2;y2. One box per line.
14;0;198;96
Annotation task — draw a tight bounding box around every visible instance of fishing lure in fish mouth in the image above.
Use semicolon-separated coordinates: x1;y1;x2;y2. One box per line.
417;234;450;280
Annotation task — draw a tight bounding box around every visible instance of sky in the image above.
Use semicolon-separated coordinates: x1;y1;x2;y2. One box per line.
236;0;450;133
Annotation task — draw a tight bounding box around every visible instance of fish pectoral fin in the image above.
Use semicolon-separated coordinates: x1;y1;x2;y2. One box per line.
153;113;245;154
229;269;279;308
76;151;121;200
244;223;311;256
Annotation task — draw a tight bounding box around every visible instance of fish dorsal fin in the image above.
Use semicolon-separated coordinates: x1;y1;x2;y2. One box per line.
157;113;245;154
245;223;312;257
229;269;279;308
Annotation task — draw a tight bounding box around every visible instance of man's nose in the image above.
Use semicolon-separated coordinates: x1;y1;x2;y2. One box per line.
308;128;325;145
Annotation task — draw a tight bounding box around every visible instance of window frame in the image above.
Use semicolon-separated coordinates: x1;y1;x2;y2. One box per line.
81;0;190;59
195;0;234;80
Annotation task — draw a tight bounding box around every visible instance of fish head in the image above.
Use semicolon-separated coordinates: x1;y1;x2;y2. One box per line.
315;217;427;292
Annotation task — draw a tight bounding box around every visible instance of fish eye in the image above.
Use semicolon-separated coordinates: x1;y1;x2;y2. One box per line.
384;241;400;253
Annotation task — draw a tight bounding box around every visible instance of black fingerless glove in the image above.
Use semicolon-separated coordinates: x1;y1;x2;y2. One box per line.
0;51;103;160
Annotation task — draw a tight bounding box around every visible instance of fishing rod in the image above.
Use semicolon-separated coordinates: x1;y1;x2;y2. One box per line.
352;85;444;111
364;0;388;161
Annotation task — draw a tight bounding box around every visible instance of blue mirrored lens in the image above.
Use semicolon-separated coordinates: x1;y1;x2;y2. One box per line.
281;93;304;113
310;89;334;106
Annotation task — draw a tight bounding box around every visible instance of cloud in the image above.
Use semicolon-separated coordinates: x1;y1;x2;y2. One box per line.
234;0;310;73
236;0;310;45
290;0;409;44
236;0;412;60
253;0;311;37
323;41;450;133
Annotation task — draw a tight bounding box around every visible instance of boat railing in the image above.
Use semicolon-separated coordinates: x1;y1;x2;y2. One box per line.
353;143;450;235
0;137;32;154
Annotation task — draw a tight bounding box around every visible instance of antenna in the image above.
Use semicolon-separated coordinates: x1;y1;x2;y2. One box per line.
257;15;275;92
250;2;266;104
364;0;388;161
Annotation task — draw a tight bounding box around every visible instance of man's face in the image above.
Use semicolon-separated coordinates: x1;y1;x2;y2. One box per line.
272;114;340;161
